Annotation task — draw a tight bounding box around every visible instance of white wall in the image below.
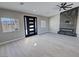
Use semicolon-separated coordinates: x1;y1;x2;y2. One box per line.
49;14;60;33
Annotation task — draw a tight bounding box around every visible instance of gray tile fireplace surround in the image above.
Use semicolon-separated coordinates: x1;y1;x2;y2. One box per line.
58;7;78;37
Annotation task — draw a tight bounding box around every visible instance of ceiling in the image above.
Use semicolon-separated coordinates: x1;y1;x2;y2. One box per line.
0;2;79;17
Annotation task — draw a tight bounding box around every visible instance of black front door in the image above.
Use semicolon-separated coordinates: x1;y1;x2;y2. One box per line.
24;16;37;37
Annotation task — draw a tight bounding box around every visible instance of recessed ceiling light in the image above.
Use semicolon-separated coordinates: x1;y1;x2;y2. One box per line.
20;2;24;5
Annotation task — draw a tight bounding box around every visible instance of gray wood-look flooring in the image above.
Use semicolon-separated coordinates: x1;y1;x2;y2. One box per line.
0;33;79;57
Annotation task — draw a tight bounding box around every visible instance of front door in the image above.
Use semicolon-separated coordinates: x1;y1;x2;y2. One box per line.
24;16;37;37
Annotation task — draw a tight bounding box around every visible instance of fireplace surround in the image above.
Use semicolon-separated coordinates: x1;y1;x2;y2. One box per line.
58;7;78;37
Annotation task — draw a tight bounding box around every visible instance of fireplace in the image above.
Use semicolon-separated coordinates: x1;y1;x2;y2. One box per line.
58;7;78;37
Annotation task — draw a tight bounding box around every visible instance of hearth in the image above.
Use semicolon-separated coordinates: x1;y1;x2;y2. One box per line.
58;28;77;37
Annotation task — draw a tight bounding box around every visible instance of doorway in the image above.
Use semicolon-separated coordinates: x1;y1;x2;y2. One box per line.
24;16;37;37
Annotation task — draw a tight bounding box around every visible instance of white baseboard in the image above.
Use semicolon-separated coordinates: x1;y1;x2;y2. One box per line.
0;37;25;46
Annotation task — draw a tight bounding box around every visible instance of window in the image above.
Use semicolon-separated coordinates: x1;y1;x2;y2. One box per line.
29;29;34;31
1;17;19;32
29;18;33;20
29;25;34;27
41;20;46;28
